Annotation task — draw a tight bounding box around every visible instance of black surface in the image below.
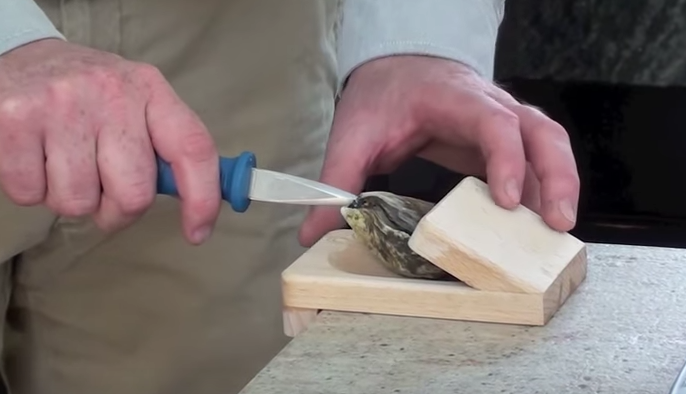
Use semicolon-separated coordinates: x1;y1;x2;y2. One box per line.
364;79;686;249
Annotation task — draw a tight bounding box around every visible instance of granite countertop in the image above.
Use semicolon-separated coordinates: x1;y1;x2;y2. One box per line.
495;0;686;86
239;242;686;394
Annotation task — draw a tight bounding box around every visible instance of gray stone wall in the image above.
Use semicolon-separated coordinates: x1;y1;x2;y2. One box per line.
495;0;686;86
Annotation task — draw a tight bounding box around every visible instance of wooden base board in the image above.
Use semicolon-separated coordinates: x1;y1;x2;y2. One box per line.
281;229;587;336
283;307;320;337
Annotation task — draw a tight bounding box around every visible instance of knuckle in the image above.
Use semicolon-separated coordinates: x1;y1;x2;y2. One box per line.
180;131;217;161
534;112;569;137
116;185;155;215
522;105;572;141
84;67;130;98
46;77;80;104
550;172;581;200
477;108;521;156
0;95;32;122
491;108;520;130
10;193;43;206
562;170;581;191
551;123;572;145
132;62;164;83
88;66;121;87
478;106;520;137
1;184;44;206
46;180;100;216
55;197;99;217
534;155;580;192
187;195;221;218
488;85;520;106
0;167;44;205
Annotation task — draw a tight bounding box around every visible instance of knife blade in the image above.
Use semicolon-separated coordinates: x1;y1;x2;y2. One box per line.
669;359;686;394
155;151;357;212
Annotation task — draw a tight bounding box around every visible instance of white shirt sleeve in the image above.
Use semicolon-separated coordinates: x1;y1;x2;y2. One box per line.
336;0;505;94
0;0;64;56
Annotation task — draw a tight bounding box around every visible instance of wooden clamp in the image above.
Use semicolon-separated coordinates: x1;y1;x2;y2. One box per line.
282;176;587;337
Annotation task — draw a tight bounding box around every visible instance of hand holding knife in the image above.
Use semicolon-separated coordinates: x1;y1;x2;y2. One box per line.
155;151;357;212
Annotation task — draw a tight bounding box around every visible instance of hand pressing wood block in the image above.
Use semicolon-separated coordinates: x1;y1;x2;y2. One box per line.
408;176;587;294
281;176;587;337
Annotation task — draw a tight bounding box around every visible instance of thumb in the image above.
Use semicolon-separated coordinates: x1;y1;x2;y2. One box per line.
298;133;372;247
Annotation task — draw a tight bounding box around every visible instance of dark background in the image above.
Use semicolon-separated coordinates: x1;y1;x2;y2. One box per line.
365;80;686;249
364;0;686;249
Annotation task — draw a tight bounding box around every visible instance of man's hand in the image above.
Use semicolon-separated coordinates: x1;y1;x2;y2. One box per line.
299;55;580;247
0;39;220;244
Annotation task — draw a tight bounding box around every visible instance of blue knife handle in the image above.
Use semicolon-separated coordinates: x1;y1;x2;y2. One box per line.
155;151;257;213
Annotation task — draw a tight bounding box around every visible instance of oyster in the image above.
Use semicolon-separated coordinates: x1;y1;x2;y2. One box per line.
340;191;451;280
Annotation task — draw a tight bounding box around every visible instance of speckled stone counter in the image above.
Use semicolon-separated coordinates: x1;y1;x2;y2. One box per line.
239;243;686;394
495;0;686;86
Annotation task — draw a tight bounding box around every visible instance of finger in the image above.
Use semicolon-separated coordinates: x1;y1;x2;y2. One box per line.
141;65;220;244
92;110;157;233
509;104;580;232
43;115;100;217
520;162;542;213
428;92;527;209
418;144;545;214
298;118;375;247
93;194;127;233
0;99;46;205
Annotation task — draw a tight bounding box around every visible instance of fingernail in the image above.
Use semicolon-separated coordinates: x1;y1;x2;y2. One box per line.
505;179;521;204
558;199;577;224
192;226;212;244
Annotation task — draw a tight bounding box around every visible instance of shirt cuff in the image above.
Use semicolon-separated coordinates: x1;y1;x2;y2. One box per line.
0;0;65;56
336;0;505;95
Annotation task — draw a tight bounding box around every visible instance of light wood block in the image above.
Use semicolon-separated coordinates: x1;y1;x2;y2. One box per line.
281;231;586;329
281;176;587;334
408;176;586;294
